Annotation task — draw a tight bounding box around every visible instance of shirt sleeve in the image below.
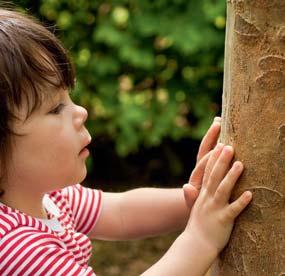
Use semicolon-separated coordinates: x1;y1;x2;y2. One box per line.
60;184;103;235
0;228;96;276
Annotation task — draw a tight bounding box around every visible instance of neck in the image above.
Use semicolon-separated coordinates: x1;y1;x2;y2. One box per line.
0;186;48;219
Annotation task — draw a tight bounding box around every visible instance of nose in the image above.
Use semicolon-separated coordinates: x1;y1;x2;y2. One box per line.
74;104;88;129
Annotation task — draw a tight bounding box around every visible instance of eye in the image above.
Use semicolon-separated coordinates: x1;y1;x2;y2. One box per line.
49;103;66;115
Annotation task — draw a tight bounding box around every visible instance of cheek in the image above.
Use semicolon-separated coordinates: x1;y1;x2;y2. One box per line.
46;133;78;166
14;127;77;169
46;130;79;164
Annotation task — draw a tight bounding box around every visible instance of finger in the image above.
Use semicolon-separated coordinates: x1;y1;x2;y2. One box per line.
197;117;221;162
206;145;234;195
203;143;224;185
214;161;244;204
183;184;199;208
225;191;252;221
188;150;212;190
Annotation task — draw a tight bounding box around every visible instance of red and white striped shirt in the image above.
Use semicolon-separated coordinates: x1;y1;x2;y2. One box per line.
0;184;103;275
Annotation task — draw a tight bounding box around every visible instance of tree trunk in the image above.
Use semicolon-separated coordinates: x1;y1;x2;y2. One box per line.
212;1;285;275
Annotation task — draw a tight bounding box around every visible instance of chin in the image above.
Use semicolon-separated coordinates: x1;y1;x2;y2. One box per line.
77;167;88;183
60;166;88;187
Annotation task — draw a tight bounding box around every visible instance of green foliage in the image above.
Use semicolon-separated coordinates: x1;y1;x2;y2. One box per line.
15;0;225;156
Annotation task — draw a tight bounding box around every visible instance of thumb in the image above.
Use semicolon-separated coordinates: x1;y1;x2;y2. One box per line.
189;150;212;190
183;184;199;209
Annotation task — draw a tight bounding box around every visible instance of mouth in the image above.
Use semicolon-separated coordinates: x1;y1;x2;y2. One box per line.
79;136;92;156
79;147;90;157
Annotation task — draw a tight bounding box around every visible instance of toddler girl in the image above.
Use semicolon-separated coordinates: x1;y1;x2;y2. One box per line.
0;8;252;276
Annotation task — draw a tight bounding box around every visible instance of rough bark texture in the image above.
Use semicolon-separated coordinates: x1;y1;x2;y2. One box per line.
212;0;285;275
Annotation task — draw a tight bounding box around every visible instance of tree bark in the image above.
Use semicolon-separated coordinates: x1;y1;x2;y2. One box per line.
212;0;285;275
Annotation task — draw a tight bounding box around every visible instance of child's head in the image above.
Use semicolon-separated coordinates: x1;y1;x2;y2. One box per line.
0;8;88;196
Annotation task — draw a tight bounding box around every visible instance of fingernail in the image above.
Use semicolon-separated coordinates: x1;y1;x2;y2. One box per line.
213;116;222;123
223;145;233;153
244;191;252;200
234;161;243;170
183;183;189;188
216;143;224;150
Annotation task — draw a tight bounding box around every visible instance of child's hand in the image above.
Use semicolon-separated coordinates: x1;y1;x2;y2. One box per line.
185;143;252;254
141;144;250;276
196;117;221;163
183;117;221;208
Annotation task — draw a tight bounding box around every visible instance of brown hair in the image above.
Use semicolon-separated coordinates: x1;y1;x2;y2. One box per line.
0;7;75;195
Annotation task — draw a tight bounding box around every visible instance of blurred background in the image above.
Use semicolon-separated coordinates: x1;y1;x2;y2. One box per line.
12;0;226;274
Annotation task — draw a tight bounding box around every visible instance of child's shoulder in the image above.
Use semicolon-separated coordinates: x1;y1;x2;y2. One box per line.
0;206;51;239
0;210;67;254
46;184;86;215
47;183;85;203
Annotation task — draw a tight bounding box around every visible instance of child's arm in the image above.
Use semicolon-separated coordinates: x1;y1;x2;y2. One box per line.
89;118;221;240
92;187;189;240
141;144;252;276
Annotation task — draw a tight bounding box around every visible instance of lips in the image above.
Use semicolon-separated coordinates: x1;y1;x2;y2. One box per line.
79;135;92;154
79;146;89;155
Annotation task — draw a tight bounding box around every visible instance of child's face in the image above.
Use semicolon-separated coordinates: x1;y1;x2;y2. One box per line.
6;88;91;194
